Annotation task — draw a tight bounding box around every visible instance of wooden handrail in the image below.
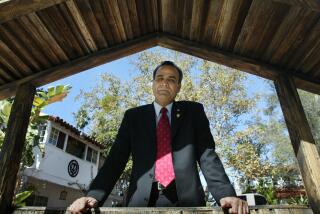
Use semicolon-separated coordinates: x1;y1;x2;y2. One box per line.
13;205;312;214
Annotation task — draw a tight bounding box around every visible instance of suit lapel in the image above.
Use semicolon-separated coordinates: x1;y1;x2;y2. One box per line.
171;102;183;140
145;103;156;145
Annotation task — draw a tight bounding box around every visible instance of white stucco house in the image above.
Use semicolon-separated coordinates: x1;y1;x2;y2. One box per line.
21;116;123;208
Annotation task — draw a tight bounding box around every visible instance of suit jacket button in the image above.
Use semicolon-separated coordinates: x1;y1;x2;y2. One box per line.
144;198;148;202
149;173;153;178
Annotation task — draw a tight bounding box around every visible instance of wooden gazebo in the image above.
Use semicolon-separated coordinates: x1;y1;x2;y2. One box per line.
0;0;319;213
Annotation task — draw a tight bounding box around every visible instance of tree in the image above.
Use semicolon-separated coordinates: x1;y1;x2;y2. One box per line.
261;83;301;188
74;48;260;196
298;90;320;153
0;85;72;167
227;81;303;199
75;49;257;149
0;84;72;209
74;47;307;203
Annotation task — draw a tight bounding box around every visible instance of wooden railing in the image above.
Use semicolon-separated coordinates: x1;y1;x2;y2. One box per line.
13;205;313;214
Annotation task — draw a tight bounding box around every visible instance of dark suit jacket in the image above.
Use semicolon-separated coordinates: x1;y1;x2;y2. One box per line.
86;101;236;206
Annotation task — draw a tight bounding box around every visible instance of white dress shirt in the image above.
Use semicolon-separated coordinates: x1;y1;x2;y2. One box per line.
153;101;173;126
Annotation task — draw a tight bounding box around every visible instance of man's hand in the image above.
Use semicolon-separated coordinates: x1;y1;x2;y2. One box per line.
69;197;98;214
220;197;249;214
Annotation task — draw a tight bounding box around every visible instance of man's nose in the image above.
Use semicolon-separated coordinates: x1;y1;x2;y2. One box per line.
161;79;169;86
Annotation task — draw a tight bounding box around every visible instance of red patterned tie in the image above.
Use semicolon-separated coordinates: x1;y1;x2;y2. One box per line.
155;107;175;187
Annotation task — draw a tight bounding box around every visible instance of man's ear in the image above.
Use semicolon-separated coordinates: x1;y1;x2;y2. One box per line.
177;83;181;93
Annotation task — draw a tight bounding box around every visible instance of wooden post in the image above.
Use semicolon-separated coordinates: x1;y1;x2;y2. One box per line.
0;83;36;213
274;74;320;214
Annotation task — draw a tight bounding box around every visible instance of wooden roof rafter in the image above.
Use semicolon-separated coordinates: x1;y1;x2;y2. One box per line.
0;0;320;94
1;0;320;25
0;33;159;99
1;32;320;99
0;0;69;24
273;0;320;11
0;0;320;97
158;33;320;95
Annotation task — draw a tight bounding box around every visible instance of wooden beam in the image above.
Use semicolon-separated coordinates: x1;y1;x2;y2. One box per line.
0;0;68;24
0;83;36;213
1;32;320;98
273;0;320;12
293;77;320;95
0;33;159;99
274;74;320;214
158;34;278;80
65;0;98;52
158;33;320;95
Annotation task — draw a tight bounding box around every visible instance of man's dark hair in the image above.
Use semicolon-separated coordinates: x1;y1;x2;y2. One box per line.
152;61;183;84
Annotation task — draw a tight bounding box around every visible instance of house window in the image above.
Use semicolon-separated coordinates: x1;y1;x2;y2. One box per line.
86;147;98;164
56;132;66;149
86;147;92;162
92;150;98;164
38;124;47;143
48;127;59;145
59;190;67;200
66;136;85;159
48;127;66;149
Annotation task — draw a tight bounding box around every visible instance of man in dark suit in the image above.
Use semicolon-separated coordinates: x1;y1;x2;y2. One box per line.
70;61;248;213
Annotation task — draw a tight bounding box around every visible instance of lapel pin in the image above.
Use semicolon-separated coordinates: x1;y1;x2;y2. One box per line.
176;109;181;118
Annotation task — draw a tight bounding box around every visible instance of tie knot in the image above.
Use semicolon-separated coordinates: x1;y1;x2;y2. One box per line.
160;107;168;114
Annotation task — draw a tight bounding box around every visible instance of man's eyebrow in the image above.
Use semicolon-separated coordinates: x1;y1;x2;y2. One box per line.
168;75;177;79
155;74;177;79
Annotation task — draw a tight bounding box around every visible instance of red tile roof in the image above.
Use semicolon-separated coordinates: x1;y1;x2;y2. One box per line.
48;116;106;150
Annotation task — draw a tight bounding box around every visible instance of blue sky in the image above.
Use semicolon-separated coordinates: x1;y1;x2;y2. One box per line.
42;50;139;125
42;47;272;129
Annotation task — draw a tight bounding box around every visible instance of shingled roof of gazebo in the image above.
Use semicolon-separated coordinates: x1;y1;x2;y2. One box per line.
1;0;320;99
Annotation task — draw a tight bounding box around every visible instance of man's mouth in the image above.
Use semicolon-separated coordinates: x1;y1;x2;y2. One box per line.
158;90;169;94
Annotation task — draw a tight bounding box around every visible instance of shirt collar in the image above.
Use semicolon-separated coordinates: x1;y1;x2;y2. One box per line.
153;101;173;117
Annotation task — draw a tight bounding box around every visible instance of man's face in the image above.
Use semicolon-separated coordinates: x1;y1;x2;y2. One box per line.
152;65;181;106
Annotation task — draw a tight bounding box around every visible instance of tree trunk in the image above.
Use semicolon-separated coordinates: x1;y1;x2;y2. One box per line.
0;83;36;213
